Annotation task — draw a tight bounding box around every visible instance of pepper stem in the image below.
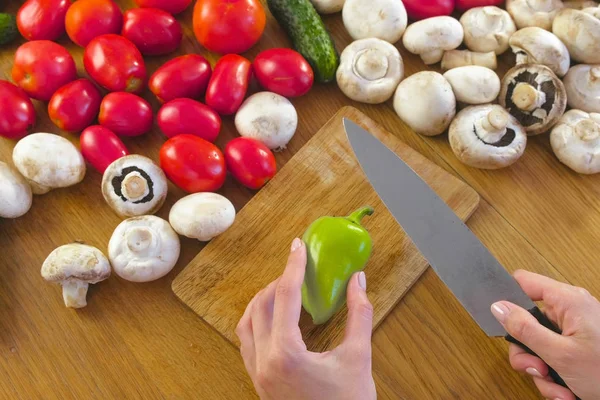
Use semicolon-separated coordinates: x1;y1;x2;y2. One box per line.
347;206;374;225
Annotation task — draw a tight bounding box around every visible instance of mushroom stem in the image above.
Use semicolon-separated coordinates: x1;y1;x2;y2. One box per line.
511;83;546;112
575;119;600;141
353;49;389;80
126;226;156;254
121;173;149;201
62;280;89;308
482;106;510;133
421;49;444;65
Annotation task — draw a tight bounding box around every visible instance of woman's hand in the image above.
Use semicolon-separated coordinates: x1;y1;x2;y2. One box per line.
491;270;600;400
236;238;377;400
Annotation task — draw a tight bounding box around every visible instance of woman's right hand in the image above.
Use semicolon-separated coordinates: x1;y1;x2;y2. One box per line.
491;270;600;400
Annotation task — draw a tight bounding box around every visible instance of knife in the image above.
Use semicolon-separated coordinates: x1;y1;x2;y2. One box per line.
343;118;578;397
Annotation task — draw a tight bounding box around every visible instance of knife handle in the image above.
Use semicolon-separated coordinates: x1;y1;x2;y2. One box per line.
504;306;581;400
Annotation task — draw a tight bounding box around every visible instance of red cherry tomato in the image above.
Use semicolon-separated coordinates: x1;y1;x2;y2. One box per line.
134;0;192;14
224;137;276;190
0;80;36;140
84;34;147;94
193;0;266;54
149;55;212;103
17;0;70;41
402;0;455;20
159;134;226;193
11;40;77;101
455;0;503;10
122;8;182;56
48;79;102;133
65;0;123;47
205;54;252;115
157;98;221;142
98;92;153;137
80;125;129;173
253;48;314;98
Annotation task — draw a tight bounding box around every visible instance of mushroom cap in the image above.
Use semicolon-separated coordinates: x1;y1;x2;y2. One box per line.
169;192;236;241
443;66;501;105
310;0;346;14
342;0;407;43
509;27;570;77
507;0;564;30
499;64;567;135
41;243;111;284
393;71;456;136
563;1;598;9
550;109;600;174
552;8;600;64
336;38;404;104
563;64;600;114
101;155;168;218
12;133;86;195
402;17;464;64
460;6;516;55
108;215;180;283
449;104;527;169
0;161;32;219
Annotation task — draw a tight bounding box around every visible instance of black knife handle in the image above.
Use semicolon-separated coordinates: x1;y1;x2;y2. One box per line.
504;306;581;400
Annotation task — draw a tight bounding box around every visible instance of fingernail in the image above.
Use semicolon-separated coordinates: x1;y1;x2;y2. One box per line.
358;272;367;291
554;398;563;400
491;302;509;323
291;238;302;252
525;367;542;378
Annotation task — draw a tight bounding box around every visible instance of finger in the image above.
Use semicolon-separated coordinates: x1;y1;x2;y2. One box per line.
532;376;577;400
236;293;259;376
508;343;549;378
251;278;280;353
339;272;373;361
513;270;576;302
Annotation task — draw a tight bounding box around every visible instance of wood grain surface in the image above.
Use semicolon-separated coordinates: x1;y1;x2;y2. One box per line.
0;0;597;399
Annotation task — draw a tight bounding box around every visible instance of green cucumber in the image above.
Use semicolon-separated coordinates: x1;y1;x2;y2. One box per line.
266;0;339;83
0;13;17;46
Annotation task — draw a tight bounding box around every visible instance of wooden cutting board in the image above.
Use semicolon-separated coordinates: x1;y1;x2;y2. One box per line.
172;106;480;352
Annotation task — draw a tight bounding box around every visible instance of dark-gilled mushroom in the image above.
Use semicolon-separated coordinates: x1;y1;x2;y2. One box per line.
499;64;567;135
563;64;600;113
550;109;600;174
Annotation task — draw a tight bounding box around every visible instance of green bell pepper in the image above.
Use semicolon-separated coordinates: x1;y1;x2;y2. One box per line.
301;206;374;325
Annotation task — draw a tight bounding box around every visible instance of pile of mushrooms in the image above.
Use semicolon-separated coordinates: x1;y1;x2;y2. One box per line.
550;110;600;174
0;161;32;219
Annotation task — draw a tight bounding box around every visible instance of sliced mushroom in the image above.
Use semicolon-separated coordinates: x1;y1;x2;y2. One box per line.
12;132;86;195
101;155;168;218
443;66;501;105
499;64;567;135
393;71;456;136
563;64;600;113
342;0;407;43
552;8;600;64
41;243;111;308
563;1;597;9
108;215;180;283
0;161;32;219
550;109;600;174
310;0;345;14
441;50;498;71
509;27;570;77
336;38;404;104
460;6;516;55
506;0;564;30
169;193;236;241
402;17;464;65
449;105;527;169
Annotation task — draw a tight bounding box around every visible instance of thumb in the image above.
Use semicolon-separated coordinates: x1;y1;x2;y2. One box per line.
340;272;373;358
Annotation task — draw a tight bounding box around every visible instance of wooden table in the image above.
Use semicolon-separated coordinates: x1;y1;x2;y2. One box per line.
1;1;597;399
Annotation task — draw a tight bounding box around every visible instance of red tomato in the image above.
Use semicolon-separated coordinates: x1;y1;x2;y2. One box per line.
157;99;221;142
193;0;266;54
402;0;455;20
455;0;503;10
134;0;192;14
17;0;70;41
159;134;226;193
149;55;212;103
84;34;147;94
253;48;314;98
0;80;36;140
11;40;77;101
205;54;251;115
224;137;276;190
80;125;129;173
122;8;182;56
65;0;123;47
48;79;102;133
98;92;153;137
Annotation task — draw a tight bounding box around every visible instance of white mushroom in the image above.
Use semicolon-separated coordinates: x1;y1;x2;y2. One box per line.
441;50;498;71
506;0;564;30
449;104;527;169
563;1;597;9
169;193;236;241
393;71;456;136
310;0;345;14
499;64;567;135
552;8;600;64
41;243;111;308
460;6;516;55
563;64;600;113
101;155;168;218
443;66;501;105
234;92;298;151
336;38;404;104
0;161;32;218
342;0;407;43
108;215;180;283
550;109;600;174
509;27;570;77
402;17;464;65
12;133;85;195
